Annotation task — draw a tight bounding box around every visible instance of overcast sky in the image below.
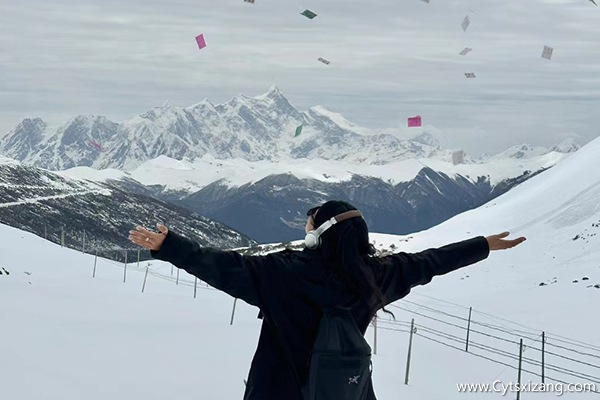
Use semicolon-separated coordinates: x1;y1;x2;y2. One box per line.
1;0;599;156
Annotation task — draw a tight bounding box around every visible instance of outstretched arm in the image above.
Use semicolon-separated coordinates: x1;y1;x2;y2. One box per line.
129;225;276;308
374;233;525;305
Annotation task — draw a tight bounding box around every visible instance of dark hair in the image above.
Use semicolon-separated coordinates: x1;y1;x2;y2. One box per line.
312;201;394;318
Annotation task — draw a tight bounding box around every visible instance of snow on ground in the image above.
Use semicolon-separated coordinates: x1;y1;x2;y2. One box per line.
0;155;20;166
2;136;600;399
0;189;111;208
126;151;568;193
57;166;128;183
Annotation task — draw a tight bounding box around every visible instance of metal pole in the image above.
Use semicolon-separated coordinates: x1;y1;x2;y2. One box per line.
466;306;473;352
230;298;238;325
137;248;140;269
176;269;179;285
142;267;149;293
93;251;98;278
194;277;198;299
82;229;86;253
123;251;127;283
541;332;545;384
171;265;173;276
405;318;415;385
517;339;523;400
61;226;65;247
373;314;378;355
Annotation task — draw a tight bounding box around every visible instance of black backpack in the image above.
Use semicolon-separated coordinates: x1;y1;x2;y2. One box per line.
303;307;373;400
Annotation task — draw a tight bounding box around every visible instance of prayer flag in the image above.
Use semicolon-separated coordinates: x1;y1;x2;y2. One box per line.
408;116;422;127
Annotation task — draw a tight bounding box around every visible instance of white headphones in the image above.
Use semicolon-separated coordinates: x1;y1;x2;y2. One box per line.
304;210;363;249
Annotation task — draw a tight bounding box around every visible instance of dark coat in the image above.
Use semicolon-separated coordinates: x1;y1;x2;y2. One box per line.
151;232;490;400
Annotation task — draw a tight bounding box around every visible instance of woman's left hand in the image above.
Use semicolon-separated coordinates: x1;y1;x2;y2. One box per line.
486;232;526;251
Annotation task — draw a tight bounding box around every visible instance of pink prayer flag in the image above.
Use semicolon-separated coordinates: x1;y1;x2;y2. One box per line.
195;34;207;50
408;115;422;127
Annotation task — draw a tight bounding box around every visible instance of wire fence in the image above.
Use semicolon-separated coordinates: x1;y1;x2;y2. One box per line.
33;224;153;264
380;302;600;396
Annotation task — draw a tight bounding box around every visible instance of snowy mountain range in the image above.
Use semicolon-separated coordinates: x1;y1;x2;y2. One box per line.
0;86;579;172
0;156;255;259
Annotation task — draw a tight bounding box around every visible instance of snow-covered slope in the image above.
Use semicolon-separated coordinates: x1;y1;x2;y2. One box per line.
364;135;600;395
0;157;255;257
1;135;599;399
56;166;128;183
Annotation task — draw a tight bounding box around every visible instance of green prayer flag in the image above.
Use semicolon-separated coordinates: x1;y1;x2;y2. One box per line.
294;125;303;137
301;9;317;19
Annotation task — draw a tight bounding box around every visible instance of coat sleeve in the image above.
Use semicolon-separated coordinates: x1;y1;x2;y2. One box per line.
150;231;282;308
374;236;490;305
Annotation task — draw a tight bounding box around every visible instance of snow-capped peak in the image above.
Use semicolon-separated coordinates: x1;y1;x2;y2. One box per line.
186;98;215;111
160;100;176;110
307;105;373;135
490;143;550;160
410;131;441;149
255;84;283;99
551;137;580;153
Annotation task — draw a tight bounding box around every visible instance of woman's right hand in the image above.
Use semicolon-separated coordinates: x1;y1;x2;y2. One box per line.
129;224;169;251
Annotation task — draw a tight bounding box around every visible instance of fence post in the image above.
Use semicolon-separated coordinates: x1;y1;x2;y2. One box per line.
373;314;378;355
541;332;545;384
61;226;65;247
466;306;473;352
405;318;415;385
230;298;238;325
123;250;128;283
137;248;140;269
517;339;524;400
171;265;174;276
176;269;180;285
194;277;198;299
82;229;86;253
93;250;98;278
141;266;149;293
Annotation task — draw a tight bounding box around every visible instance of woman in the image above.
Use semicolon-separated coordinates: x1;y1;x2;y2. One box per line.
128;200;525;400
